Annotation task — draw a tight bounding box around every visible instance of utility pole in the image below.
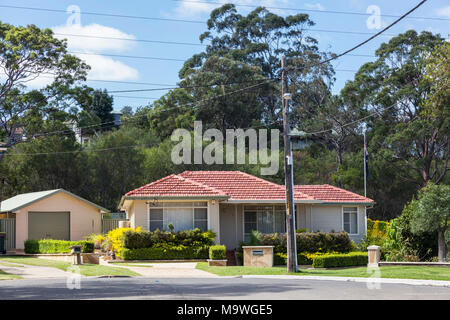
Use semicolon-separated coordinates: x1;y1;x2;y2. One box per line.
281;56;298;273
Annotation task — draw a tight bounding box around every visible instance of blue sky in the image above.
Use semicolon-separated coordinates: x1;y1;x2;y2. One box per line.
1;0;449;111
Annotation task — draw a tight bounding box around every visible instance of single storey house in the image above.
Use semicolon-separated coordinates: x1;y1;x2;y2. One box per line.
119;171;374;250
0;189;109;251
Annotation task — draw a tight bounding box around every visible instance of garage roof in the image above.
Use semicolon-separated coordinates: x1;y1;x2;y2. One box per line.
0;189;109;213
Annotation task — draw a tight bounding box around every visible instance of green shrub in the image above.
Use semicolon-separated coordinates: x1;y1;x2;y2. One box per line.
312;252;368;268
254;232;352;254
121;246;209;260
209;245;226;260
24;239;94;254
121;228;216;250
24;239;39;254
274;253;287;265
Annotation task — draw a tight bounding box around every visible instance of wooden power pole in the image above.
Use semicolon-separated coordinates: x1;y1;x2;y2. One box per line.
281;56;298;272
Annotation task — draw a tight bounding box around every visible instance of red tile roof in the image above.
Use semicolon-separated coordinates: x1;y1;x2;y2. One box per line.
125;174;228;198
124;171;373;203
180;171;313;201
294;184;374;203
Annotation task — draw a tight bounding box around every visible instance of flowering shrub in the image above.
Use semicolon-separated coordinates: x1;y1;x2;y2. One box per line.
107;226;142;257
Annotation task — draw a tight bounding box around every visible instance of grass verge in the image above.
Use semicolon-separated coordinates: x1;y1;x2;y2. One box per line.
0;257;141;277
0;269;22;280
196;263;450;281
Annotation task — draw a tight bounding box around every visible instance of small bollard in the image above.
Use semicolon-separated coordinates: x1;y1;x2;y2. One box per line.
69;245;83;265
367;245;381;267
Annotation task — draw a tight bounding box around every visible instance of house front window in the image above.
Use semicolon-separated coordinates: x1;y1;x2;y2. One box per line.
244;206;286;241
148;202;208;231
343;207;358;234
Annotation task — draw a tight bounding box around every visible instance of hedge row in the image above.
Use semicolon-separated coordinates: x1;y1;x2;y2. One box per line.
24;239;94;254
121;246;209;260
274;252;342;266
256;232;353;254
122;229;215;249
312;252;368;268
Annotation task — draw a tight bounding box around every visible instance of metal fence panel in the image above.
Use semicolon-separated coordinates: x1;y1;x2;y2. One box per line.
102;219;128;234
0;219;16;250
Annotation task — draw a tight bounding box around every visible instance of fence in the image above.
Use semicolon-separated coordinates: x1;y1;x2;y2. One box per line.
102;219;128;234
0;219;16;250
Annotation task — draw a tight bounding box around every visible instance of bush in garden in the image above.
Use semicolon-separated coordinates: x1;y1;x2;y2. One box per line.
209;245;226;260
107;226;142;257
121;228;216;249
248;231;353;254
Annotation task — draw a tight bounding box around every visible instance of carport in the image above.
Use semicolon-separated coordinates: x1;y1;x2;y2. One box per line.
0;189;109;251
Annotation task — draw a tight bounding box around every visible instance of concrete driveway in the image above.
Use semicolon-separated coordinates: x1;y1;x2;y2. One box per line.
113;262;218;278
0;261;75;279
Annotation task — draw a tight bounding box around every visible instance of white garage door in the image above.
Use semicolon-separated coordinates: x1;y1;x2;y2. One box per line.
28;212;70;240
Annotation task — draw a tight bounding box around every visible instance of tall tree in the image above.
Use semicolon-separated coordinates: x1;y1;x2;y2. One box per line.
0;22;90;146
179;4;333;128
409;183;450;262
342;30;449;187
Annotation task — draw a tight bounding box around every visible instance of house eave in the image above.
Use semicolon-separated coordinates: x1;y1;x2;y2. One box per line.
119;195;230;209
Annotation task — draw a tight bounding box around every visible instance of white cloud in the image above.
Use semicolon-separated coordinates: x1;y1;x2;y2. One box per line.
435;6;450;18
52;23;136;53
75;54;139;81
304;3;325;11
50;23;139;83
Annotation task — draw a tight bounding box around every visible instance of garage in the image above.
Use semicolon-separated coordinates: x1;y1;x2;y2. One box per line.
0;189;108;251
28;212;70;240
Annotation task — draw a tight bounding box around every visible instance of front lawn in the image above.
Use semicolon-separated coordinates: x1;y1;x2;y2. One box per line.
0;257;141;277
196;263;450;281
0;269;22;280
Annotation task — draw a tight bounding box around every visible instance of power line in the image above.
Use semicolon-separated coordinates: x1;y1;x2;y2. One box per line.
2;2;425;144
0;4;205;24
298;54;447;136
69;51;185;62
288;0;428;72
54;33;206;47
1;2;446;23
174;0;446;21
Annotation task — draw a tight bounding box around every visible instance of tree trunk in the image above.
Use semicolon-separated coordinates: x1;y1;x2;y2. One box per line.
437;230;446;262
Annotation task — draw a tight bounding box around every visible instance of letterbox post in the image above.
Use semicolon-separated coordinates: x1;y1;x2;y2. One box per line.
69;245;83;265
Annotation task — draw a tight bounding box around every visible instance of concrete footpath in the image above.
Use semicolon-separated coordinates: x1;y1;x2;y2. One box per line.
242;275;450;287
113;262;218;278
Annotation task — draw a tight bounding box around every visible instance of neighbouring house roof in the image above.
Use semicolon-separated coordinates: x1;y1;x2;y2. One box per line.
0;189;109;213
120;171;374;208
294;185;374;204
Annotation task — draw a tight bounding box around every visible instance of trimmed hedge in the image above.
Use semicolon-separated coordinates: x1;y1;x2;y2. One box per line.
274;252;343;266
255;232;353;254
122;229;216;249
209;245;226;260
24;239;94;254
121;246;209;260
312;252;368;268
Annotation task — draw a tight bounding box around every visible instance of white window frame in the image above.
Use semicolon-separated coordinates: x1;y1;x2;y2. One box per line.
342;206;358;235
242;205;286;241
147;202;208;231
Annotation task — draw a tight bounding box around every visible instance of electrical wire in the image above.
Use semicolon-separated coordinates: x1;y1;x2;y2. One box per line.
174;0;445;21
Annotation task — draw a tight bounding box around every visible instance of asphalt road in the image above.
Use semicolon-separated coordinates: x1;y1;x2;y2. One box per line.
0;277;449;300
